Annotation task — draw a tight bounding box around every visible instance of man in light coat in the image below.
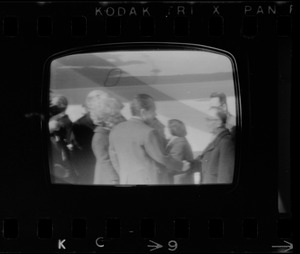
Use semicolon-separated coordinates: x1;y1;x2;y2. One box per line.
109;94;189;185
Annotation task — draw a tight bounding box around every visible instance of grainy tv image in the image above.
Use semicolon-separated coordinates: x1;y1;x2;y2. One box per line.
48;49;237;185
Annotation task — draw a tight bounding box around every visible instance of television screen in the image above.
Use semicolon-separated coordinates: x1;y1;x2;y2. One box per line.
48;46;238;185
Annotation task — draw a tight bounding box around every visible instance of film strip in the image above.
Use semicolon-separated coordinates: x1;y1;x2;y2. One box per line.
0;1;293;253
0;4;293;37
0;217;293;251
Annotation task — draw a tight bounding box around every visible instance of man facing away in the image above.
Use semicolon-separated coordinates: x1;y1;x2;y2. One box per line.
109;94;190;185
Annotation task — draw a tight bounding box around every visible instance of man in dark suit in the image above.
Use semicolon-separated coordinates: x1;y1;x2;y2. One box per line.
209;92;236;141
197;107;235;184
49;94;76;184
109;94;190;185
71;111;96;184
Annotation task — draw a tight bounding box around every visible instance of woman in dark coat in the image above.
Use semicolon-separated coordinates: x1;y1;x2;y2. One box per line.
166;119;194;184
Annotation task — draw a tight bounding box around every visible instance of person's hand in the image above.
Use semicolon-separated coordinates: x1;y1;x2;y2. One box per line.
67;144;74;151
182;160;191;172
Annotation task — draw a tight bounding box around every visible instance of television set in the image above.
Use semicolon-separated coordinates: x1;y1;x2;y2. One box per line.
46;43;240;187
1;1;292;253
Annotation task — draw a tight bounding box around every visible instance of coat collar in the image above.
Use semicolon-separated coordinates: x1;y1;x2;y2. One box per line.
130;116;147;124
166;136;186;148
202;128;231;153
94;125;110;134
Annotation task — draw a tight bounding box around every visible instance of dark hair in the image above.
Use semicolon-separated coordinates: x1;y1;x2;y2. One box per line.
130;94;154;116
210;92;227;106
50;94;68;109
168;119;187;137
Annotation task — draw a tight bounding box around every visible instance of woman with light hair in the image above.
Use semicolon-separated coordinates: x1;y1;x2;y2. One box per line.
86;90;126;185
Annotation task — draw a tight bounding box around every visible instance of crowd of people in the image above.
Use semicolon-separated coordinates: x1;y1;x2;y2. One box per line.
49;90;235;185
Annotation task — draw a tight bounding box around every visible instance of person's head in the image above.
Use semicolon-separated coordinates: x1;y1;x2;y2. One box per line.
206;107;227;134
50;94;68;116
130;94;157;124
168;119;187;137
209;92;228;112
85;90;124;126
49;119;61;134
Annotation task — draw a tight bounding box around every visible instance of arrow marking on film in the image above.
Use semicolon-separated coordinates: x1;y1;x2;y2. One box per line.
272;240;293;252
147;240;163;251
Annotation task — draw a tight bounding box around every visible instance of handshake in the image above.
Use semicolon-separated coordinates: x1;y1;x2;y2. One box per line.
181;159;202;174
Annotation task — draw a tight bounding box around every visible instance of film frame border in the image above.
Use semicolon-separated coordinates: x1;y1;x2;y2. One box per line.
0;0;293;253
